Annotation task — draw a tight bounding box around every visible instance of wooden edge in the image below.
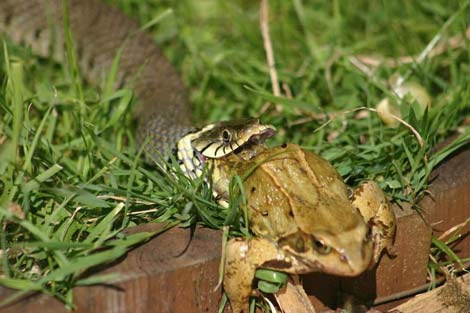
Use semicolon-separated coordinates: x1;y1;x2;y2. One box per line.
339;204;431;311
0;224;224;313
275;276;317;313
1;146;469;312
388;273;470;313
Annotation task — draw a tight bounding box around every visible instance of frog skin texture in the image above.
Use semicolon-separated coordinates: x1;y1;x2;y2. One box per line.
214;143;396;313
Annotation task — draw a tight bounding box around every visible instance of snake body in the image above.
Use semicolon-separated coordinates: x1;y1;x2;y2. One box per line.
0;0;275;172
0;0;192;157
0;2;279;310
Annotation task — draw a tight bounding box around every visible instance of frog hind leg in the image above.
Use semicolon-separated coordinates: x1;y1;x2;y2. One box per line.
351;181;397;264
224;237;280;313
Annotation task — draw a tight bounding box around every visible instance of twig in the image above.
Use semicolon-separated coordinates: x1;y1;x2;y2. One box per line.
438;217;470;241
127;208;159;215
348;56;375;78
313;107;424;147
354;25;470;69
260;0;280;97
374;261;470;306
368;108;423;147
282;82;293;99
97;194;154;205
325;49;341;95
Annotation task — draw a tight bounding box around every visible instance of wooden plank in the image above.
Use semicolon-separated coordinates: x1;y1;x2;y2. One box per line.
0;205;432;313
389;273;470;313
0;224;223;313
1;147;469;312
276;277;317;313
0;290;66;313
340;205;432;311
421;147;470;259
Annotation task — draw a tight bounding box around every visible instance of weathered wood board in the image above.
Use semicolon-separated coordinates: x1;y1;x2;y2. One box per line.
1;147;469;312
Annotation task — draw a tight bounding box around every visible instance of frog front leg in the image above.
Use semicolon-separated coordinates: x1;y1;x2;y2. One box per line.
351;181;396;264
224;237;284;313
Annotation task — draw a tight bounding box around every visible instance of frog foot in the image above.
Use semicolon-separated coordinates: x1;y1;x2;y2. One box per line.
351;181;397;264
223;237;283;313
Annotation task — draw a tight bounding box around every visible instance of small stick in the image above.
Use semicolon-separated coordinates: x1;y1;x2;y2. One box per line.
356;27;470;69
438;217;470;241
260;0;280;98
312;107;424;147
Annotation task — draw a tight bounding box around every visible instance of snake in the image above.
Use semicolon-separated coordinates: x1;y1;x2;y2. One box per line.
0;0;276;177
0;3;288;311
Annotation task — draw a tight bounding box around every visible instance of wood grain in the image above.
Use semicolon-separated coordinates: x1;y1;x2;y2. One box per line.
340;205;432;311
389;273;470;313
422;146;470;259
0;224;223;313
1;148;469;312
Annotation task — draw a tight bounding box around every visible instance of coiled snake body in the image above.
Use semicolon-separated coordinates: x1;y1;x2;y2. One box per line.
1;0;192;156
0;3;278;311
0;0;275;174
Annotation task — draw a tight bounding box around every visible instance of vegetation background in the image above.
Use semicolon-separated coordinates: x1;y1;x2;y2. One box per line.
0;0;469;309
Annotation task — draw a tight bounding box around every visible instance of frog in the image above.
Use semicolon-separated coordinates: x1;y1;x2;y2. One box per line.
212;143;396;313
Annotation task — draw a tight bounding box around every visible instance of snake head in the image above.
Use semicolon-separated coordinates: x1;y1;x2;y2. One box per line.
176;118;275;180
190;118;276;159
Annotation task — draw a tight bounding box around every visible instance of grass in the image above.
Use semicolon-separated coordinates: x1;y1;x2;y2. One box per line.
0;0;469;310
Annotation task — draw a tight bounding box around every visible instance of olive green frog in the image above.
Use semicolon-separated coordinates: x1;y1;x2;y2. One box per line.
213;144;396;313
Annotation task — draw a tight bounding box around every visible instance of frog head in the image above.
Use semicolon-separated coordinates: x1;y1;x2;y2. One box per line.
274;216;374;276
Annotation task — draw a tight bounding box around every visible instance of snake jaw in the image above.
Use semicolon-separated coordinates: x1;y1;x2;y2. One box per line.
248;127;276;144
228;126;276;157
195;151;206;166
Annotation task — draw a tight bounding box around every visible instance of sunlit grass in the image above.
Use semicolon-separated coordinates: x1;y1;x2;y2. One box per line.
0;0;469;307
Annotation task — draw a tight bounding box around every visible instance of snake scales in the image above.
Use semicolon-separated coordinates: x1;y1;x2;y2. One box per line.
0;2;282;311
0;0;193;157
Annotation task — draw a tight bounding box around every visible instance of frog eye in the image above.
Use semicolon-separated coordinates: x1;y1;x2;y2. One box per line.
222;129;231;144
313;238;331;255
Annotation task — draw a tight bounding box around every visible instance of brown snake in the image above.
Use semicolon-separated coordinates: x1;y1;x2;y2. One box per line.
0;2;281;312
0;0;193;158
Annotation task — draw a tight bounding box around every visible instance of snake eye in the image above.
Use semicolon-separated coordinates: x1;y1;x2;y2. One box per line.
313;238;331;255
222;129;231;144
